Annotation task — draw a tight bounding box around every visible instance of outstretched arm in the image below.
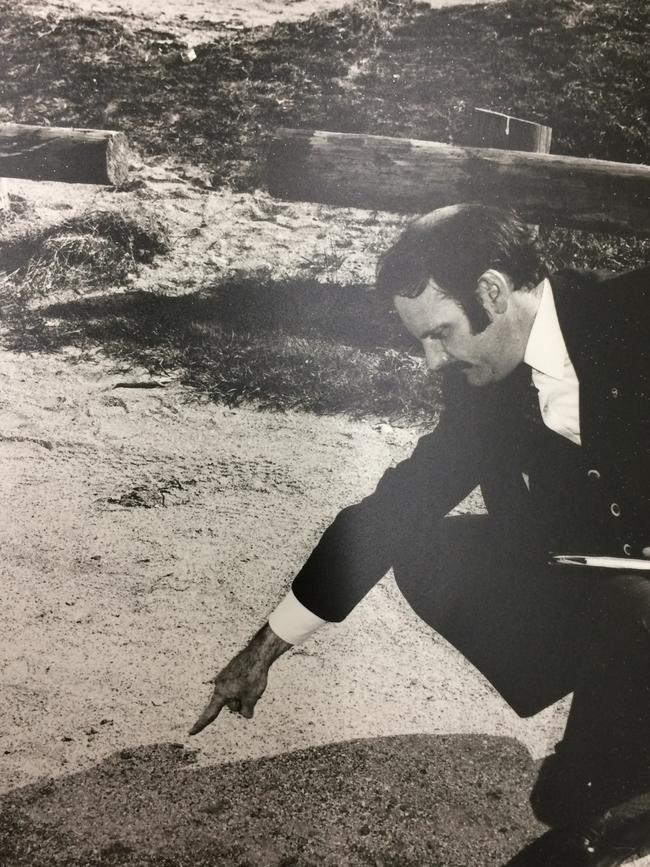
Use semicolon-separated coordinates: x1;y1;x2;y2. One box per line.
190;378;486;733
189;623;291;735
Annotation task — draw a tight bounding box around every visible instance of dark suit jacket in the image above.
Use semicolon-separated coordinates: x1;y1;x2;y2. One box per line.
292;266;650;624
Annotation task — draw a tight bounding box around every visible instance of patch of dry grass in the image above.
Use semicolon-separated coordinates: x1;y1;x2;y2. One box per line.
0;209;169;296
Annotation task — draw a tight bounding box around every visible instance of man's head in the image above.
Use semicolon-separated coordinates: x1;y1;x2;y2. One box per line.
376;204;547;386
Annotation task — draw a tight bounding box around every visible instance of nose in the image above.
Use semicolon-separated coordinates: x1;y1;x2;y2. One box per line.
423;340;449;371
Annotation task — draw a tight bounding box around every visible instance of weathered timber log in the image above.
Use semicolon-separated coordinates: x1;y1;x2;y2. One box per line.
0;123;130;185
470;108;552;154
267;128;650;236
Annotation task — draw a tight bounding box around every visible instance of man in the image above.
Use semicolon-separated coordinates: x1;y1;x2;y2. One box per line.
190;204;650;866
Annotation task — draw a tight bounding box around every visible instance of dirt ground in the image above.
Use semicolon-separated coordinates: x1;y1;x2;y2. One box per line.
18;0;495;40
0;0;618;864
0;162;576;866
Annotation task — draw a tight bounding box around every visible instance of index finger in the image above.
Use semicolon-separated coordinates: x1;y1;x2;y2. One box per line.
189;688;226;736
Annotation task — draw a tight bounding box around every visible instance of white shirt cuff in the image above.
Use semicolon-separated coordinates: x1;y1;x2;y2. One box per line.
268;589;327;645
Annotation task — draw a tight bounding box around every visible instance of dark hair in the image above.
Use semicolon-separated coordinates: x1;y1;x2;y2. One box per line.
375;203;548;332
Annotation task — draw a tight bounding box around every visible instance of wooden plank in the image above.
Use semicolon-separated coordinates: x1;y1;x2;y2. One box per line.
0;123;130;185
0;178;9;211
267;128;650;236
470;108;552;154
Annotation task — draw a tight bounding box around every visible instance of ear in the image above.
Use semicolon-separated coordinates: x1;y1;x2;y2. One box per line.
476;269;513;316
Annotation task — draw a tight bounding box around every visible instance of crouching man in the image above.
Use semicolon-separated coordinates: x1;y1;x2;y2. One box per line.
190;204;650;867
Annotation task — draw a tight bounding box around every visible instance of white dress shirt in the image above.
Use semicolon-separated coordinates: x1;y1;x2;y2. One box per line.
269;279;581;644
524;278;581;446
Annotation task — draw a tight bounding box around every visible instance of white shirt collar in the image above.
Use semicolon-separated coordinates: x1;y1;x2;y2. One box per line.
524;278;567;380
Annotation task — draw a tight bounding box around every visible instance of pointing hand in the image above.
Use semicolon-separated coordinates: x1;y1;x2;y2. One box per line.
190;623;291;736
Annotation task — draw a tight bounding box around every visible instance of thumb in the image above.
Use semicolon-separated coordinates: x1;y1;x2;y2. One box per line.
239;698;256;719
642;547;650;559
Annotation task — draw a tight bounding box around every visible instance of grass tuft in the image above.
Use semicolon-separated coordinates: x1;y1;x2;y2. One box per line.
0;209;170;296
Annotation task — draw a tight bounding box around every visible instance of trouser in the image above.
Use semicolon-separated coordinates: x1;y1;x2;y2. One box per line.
393;515;650;828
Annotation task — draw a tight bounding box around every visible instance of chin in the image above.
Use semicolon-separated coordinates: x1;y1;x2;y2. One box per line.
465;363;512;386
463;367;490;386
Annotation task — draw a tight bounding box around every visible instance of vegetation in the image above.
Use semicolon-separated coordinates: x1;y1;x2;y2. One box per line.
1;0;648;188
3;274;440;422
0;210;169;294
0;0;648;423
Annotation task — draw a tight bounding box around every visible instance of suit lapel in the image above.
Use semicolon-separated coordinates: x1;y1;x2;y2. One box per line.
549;267;650;459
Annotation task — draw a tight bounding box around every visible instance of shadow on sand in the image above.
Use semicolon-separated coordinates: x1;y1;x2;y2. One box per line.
0;733;544;867
4;278;408;356
2;278;440;420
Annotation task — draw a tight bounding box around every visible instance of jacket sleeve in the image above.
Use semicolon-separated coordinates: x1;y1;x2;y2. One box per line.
291;385;486;622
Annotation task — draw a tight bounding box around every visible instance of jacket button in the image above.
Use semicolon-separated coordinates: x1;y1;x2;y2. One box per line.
623;544;632;556
587;469;601;480
610;387;619;398
610;503;621;517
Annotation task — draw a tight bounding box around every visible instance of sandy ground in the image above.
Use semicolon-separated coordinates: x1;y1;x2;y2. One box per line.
0;166;571;790
0;156;579;864
0;332;565;779
3;0;640;863
19;0;497;41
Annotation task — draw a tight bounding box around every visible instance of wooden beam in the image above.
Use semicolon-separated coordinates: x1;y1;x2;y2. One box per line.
0;123;130;185
267;128;650;236
470;108;552;154
0;178;9;211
